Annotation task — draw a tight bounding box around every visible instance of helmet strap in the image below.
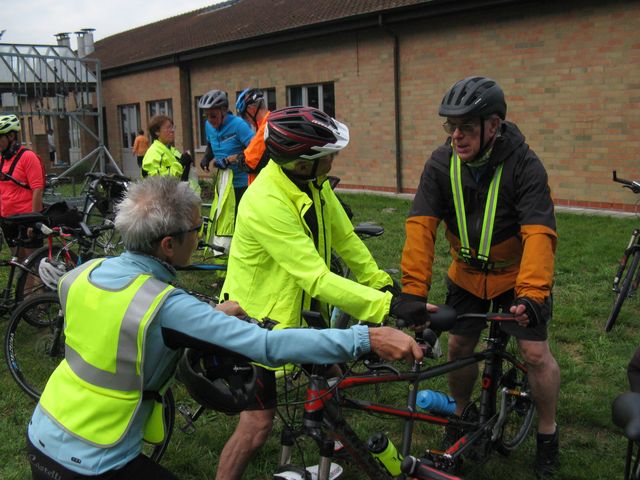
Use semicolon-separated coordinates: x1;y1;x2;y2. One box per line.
1;138;20;160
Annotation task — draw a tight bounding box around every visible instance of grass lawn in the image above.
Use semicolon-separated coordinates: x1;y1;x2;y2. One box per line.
0;192;638;479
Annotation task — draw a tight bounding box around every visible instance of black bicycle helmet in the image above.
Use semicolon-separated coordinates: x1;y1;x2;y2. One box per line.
176;348;257;414
198;90;229;110
236;88;265;115
439;76;506;120
264;106;349;164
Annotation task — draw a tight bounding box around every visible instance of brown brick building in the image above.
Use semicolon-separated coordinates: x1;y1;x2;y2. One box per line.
93;0;640;211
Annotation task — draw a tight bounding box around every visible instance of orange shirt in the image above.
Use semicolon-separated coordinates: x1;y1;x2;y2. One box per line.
243;111;270;185
132;135;150;156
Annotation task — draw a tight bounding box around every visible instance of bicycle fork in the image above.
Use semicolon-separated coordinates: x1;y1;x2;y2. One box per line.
614;229;640;293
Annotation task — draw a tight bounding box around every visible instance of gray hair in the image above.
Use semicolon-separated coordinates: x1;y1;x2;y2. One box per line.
115;176;200;254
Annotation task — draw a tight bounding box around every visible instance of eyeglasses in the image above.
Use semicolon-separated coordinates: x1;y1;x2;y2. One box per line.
442;121;479;135
153;221;202;242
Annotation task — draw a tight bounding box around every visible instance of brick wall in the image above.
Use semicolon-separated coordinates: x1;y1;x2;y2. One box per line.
100;0;640;210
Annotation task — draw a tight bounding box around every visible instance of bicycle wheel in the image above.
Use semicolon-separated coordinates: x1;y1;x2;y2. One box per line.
5;292;64;400
15;245;78;303
143;388;176;463
83;201;122;255
495;353;535;451
606;250;640;332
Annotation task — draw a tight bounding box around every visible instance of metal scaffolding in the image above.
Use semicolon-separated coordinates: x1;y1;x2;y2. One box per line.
0;42;121;176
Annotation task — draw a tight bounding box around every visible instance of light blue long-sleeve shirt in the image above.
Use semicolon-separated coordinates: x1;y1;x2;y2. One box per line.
204;113;254;188
28;251;371;475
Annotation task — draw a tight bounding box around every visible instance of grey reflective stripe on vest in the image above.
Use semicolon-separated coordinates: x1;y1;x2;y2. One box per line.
59;259;104;314
64;276;171;391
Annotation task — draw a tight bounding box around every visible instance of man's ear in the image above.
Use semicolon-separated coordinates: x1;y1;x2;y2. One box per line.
157;236;174;260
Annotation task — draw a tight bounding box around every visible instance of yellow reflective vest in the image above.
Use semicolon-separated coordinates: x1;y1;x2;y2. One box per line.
222;160;393;331
39;259;175;447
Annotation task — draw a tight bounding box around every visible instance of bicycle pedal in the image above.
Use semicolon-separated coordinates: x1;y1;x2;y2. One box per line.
177;405;197;434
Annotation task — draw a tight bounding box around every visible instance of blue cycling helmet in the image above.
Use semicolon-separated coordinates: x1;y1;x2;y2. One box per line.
236;88;265;115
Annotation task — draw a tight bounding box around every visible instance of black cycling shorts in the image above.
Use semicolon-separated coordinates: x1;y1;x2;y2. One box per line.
244;365;278;411
445;277;551;341
27;434;178;479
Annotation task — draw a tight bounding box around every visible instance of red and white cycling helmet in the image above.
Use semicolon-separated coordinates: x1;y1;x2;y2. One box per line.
264;106;349;164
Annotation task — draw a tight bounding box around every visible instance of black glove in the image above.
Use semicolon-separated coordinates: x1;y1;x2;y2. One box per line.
512;296;548;328
179;152;192;167
380;282;400;297
200;142;213;171
390;292;429;327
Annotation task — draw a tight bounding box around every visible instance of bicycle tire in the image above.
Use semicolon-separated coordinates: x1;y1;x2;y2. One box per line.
144;388;176;463
5;292;64;400
83;201;122;255
15;245;78;305
495;363;535;451
606;250;640;332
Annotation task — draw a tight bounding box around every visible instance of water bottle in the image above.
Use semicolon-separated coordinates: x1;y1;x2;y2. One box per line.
416;389;456;415
367;432;403;476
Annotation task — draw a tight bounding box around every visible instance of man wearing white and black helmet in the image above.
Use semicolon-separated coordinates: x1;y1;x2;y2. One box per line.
216;106;434;479
198;89;254;204
400;76;560;477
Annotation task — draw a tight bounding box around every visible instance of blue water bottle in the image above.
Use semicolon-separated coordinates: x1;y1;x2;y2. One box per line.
416;389;456;415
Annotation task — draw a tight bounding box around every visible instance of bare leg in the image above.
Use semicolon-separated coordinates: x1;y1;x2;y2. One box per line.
216;408;275;480
447;332;481;416
518;339;560;434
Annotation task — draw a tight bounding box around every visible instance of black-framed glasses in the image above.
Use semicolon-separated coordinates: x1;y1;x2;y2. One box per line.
153;221;202;243
442;120;479;135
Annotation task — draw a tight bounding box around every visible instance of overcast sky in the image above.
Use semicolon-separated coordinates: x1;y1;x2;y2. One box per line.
2;0;222;46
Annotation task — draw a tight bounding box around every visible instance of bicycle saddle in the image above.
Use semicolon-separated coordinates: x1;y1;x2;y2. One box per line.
0;212;47;227
612;392;640;441
353;222;384;238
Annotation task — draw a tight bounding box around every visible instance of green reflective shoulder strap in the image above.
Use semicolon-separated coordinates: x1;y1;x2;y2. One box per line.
449;148;504;265
450;150;472;260
477;163;504;262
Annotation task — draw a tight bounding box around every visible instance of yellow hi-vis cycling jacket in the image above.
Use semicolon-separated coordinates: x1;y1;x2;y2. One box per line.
222;160;393;333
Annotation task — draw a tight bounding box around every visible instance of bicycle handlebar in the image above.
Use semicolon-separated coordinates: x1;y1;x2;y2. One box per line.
396;308;517;331
613;170;640;194
401;456;462;480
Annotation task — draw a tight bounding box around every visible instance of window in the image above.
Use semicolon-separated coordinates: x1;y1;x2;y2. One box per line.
287;82;334;117
118;104;140;149
69;117;81;149
234;87;277;113
147;99;173;119
194;96;207;148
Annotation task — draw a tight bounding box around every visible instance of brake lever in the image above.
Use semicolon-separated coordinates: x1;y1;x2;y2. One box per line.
363;356;401;375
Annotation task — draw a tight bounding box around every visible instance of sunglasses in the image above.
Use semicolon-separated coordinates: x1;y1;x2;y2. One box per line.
442;121;479;135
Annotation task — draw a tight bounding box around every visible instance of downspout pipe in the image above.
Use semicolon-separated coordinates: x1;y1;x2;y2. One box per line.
378;14;402;193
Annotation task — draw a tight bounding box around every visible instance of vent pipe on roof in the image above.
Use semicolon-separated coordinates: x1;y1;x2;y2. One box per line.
75;31;86;57
55;32;71;48
82;28;96;55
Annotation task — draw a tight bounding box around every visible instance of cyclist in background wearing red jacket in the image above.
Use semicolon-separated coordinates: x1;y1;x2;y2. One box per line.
0;114;45;259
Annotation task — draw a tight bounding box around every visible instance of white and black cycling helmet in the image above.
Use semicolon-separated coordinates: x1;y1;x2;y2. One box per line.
439;76;506;120
0;114;21;135
198;90;229;110
264;106;349;164
38;258;68;291
177;348;257;414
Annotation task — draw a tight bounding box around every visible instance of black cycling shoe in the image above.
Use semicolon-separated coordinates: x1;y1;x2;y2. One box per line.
534;427;559;478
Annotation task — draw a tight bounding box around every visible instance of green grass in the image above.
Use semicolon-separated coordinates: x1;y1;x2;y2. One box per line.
0;192;638;479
